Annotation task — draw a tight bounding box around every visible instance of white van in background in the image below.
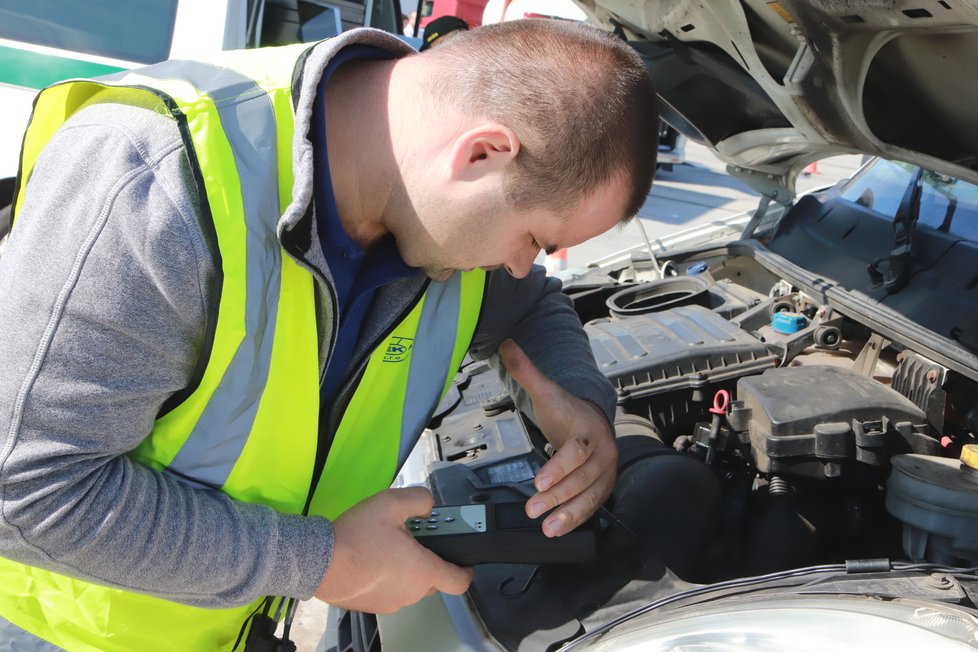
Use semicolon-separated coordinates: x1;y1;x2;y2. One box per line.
0;0;401;234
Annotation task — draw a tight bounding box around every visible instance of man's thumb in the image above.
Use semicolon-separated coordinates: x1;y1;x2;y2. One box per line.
389;486;434;517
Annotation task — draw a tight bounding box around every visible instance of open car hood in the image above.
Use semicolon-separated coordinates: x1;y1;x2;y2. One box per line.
577;0;978;195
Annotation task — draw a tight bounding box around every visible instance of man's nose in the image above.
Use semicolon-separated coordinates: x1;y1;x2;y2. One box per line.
504;247;539;279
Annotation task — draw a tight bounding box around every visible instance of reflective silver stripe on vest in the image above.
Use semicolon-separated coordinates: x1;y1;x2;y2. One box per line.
123;61;282;487
397;273;463;466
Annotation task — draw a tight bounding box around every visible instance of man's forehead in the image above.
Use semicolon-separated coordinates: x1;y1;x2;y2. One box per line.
535;191;628;251
568;176;631;226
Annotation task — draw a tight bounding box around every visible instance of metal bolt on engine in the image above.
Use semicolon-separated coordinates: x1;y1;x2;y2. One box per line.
927;573;954;590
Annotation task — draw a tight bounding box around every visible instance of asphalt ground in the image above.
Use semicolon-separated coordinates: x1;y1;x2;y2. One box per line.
286;142;866;649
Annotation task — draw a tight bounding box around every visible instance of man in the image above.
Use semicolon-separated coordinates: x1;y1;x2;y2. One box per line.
402;10;418;36
0;20;658;650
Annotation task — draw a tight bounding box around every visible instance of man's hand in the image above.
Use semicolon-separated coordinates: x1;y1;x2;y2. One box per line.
315;487;473;613
499;339;617;538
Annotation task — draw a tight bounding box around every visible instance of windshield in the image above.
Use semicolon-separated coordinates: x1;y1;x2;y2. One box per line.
916;170;978;241
0;0;178;64
838;158;978;241
838;159;916;218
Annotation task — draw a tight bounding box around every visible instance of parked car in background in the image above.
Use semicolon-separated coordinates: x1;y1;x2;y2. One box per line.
656;123;686;172
322;2;978;650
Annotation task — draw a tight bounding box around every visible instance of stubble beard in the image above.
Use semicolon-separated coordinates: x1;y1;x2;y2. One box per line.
424;267;456;282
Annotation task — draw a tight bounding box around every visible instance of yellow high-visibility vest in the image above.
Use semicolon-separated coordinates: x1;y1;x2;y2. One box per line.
2;42;485;651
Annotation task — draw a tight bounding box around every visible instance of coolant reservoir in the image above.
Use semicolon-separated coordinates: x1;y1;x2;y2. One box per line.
886;445;978;565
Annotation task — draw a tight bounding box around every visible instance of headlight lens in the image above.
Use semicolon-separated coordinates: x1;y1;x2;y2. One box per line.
580;596;978;651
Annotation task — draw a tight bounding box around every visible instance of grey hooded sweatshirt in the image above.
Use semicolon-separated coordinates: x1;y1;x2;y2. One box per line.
0;27;616;624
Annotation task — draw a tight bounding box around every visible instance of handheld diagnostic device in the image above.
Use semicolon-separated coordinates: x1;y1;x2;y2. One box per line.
407;502;598;566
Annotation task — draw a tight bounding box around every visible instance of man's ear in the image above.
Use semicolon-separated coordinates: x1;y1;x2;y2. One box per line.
449;123;520;182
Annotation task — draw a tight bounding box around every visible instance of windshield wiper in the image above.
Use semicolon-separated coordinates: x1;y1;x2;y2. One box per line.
867;166;925;293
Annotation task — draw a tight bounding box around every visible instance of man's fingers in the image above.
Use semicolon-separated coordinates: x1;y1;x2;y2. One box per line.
320;488;473;614
526;435;617;534
532;434;591;494
541;476;613;536
498;339;558;402
526;439;597;518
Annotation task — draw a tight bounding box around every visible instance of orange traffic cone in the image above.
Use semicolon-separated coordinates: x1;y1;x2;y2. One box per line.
544;248;568;275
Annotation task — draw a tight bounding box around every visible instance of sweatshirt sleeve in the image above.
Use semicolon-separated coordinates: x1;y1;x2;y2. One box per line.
469;266;617;426
0;104;331;608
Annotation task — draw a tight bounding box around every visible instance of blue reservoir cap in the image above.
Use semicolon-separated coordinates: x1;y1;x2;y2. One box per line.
771;311;808;334
686;262;709;275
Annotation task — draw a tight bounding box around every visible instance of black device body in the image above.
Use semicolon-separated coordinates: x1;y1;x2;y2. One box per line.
408;502;598;566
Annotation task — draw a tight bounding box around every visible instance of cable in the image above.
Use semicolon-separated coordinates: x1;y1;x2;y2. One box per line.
892;562;978;575
280;598;299;648
633;217;666;278
563;563;846;649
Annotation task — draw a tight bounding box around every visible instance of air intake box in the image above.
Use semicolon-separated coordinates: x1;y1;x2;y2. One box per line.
586;305;778;401
738;365;932;479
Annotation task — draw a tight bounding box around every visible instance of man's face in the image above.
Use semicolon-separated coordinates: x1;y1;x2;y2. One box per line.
395;175;631;281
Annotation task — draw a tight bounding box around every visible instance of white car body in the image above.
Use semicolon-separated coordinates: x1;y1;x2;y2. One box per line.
0;2;242;181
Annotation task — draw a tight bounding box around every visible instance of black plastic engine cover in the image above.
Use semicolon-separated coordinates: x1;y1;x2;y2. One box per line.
739;365;932;479
585;305;779;401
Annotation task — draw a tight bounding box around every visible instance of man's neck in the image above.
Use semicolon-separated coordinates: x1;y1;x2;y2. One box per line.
323;58;398;250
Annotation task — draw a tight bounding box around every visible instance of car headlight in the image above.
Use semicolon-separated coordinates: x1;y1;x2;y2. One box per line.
575;595;978;651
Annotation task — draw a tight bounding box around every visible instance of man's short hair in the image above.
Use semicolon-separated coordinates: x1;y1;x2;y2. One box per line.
423;19;659;219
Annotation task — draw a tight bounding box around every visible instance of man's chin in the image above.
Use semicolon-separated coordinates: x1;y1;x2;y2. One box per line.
424;266;500;281
424;268;456;282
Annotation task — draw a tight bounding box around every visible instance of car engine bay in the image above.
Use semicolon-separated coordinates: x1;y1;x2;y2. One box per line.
389;224;978;650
